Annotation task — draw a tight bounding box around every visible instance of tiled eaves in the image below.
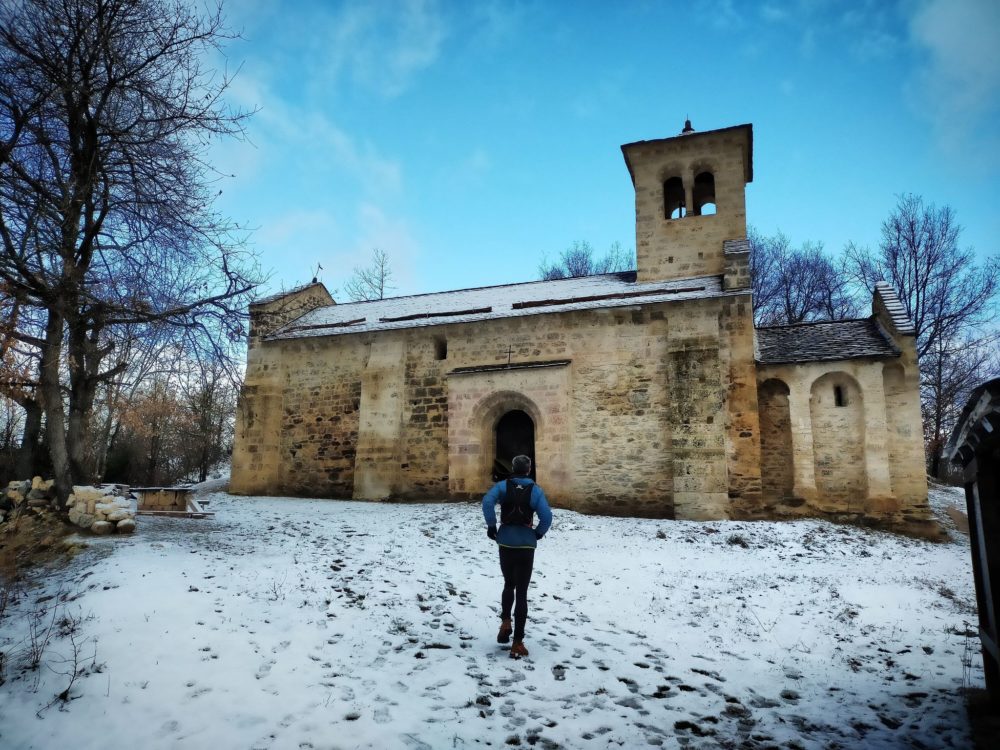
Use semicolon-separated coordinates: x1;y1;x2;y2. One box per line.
756;317;901;365
874;282;915;335
267;272;745;341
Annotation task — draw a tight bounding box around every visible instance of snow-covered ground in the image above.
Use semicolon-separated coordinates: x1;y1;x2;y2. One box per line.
0;485;982;749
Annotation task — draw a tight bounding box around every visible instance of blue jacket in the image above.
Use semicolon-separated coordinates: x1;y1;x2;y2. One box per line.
482;477;553;549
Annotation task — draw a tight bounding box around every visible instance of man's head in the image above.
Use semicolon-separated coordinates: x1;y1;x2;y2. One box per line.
511;455;532;477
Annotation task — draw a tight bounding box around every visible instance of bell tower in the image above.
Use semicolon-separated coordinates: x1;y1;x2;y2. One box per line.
621;121;753;283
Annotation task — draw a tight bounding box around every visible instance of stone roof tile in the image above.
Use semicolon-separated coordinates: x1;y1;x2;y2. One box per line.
757;318;900;365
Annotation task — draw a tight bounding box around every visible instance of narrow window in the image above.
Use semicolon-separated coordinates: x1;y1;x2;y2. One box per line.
693;171;716;215
434;336;447;360
834;385;846;407
663;176;685;220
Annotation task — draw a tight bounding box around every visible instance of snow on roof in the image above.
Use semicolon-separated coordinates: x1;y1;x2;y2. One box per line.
267;271;736;340
874;281;915;335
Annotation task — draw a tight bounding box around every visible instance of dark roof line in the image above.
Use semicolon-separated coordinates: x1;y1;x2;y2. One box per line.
756;316;872;331
380;307;492;323
512;286;704;310
449;360;571;376
283;318;366;333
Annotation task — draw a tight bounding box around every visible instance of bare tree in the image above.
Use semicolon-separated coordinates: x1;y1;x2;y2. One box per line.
749;228;858;326
344;248;395;301
0;0;262;503
921;333;998;477
844;194;1000;475
538;241;633;280
844;194;999;359
177;355;236;482
748;226;784;325
0;283;45;478
103;346;237;485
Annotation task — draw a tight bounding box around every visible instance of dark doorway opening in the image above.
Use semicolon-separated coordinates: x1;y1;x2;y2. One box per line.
493;410;535;481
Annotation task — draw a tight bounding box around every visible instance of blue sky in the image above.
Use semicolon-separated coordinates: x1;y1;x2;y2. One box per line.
210;0;1000;299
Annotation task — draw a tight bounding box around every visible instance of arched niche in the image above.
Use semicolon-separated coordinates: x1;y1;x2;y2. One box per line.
810;372;867;506
758;378;793;504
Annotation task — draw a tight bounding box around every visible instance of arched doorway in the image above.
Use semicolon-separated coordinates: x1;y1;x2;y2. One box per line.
493;410;535;481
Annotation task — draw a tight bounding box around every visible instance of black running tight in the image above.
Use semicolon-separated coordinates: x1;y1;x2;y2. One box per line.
499;547;535;641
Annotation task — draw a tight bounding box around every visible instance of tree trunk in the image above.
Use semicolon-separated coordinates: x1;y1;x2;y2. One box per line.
93;410;117;482
39;311;72;508
14;398;43;480
66;321;103;484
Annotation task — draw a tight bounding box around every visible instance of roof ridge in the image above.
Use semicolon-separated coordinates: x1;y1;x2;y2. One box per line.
251;280;327;306
756;316;873;331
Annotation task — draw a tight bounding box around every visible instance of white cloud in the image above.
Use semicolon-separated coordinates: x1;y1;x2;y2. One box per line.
571;69;632;120
911;0;1000;110
224;0;447;100
468;0;530;47
457;148;492;180
709;0;744;29
257;209;339;249
301;0;448;99
760;4;789;23
908;0;1000;161
341;203;423;296
253;208;343;292
225;72;403;197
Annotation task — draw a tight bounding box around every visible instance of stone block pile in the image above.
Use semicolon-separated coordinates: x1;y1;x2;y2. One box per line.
67;485;136;534
1;477;136;534
1;476;57;523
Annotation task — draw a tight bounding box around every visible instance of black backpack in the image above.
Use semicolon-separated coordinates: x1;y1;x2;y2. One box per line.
500;480;534;526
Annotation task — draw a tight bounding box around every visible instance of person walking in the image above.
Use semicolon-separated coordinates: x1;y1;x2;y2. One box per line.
482;454;553;659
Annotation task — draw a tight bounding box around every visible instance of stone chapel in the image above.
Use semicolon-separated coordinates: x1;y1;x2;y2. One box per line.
231;121;932;531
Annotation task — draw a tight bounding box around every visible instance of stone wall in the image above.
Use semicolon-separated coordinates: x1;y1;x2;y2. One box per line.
1;479;136;534
248;283;334;345
757;379;793;509
755;353;931;531
810;372;868;510
231;290;764;520
233;334;366;497
626;127;751;284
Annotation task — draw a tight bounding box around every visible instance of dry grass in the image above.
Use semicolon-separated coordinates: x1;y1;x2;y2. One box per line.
0;508;80;586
